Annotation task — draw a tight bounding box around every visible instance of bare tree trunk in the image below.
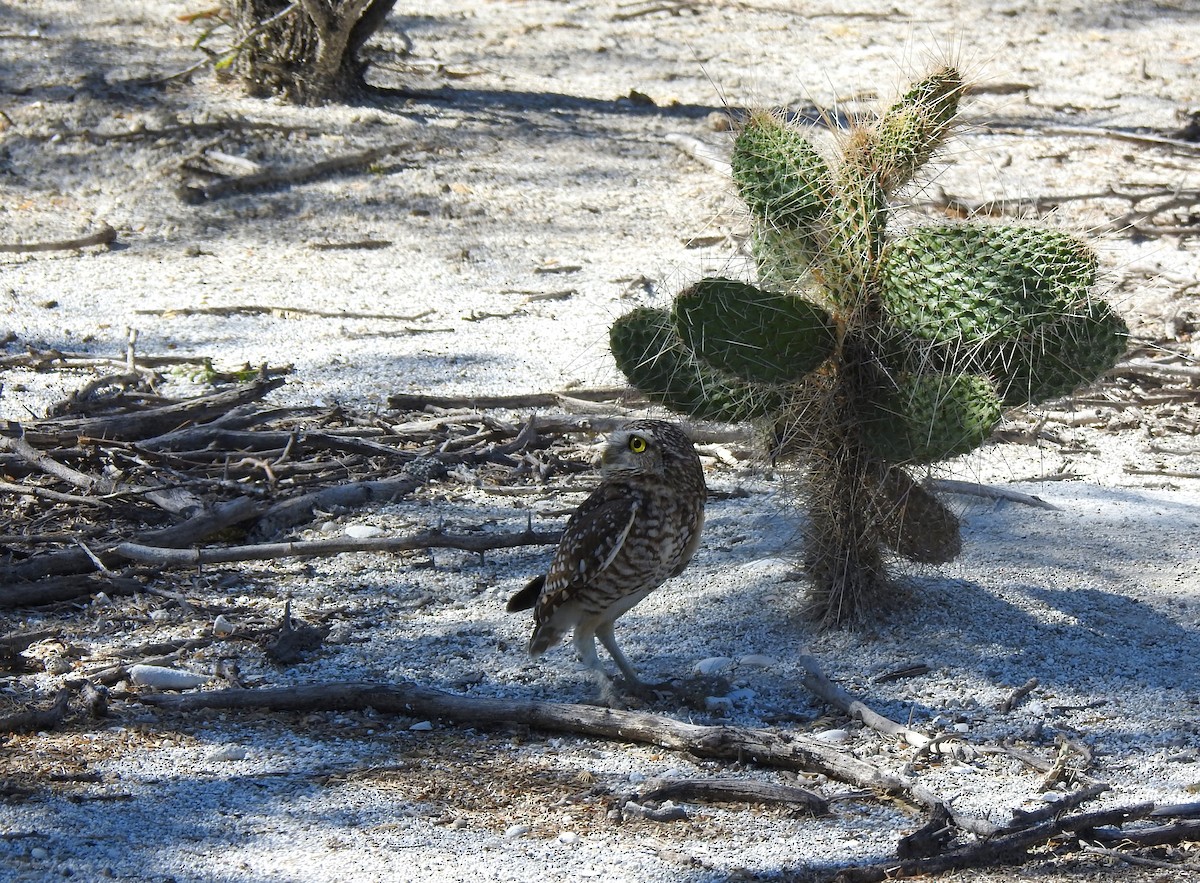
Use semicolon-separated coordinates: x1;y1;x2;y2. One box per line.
226;0;397;104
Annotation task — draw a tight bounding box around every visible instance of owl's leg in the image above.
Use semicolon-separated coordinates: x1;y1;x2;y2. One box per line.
572;627;625;705
596;622;664;693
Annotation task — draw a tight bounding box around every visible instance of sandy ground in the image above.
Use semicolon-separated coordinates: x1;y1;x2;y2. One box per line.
2;0;1200;881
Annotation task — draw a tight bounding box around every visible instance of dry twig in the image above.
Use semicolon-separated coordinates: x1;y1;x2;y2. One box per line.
0;225;117;253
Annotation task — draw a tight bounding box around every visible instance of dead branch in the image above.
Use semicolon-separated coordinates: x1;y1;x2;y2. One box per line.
308;239;393;251
138;681;912;795
249;473;434;539
387;387;632;411
178;145;410;203
0;479;110;506
135;304;432;322
0;688;71;733
0;574;144;609
1094;818;1200;849
18;376;286;445
927;479;1062;511
997;676;1039;712
111;526;561;566
0;430;114;493
832;802;1157;883
0;347;215;371
0;224;117;254
637;776;828;814
797;655;964;757
1082;844;1200;873
0;496;266;586
1002;782;1111;831
1111;358;1200;383
134;427;410;461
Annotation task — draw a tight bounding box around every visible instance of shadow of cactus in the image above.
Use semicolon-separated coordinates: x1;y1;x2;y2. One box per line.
610;66;1129;625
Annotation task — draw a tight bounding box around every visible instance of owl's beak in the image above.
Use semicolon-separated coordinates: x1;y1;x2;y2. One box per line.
594;440;612;467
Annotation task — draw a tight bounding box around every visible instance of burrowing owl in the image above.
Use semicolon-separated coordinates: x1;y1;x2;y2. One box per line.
507;420;707;695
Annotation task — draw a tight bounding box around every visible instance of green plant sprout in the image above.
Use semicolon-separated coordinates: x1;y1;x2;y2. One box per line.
609;66;1128;624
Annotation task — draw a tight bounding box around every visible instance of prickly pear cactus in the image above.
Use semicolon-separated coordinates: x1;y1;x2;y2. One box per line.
610;65;1129;624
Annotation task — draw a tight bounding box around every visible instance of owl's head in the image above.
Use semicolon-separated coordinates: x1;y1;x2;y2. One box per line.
599;420;694;480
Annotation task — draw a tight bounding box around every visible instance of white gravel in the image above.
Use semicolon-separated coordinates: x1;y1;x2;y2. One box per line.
2;1;1200;881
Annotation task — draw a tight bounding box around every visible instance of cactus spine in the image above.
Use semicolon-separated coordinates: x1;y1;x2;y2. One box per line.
610;66;1128;623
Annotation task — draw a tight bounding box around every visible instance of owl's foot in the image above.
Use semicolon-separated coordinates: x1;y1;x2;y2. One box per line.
657;674;734;711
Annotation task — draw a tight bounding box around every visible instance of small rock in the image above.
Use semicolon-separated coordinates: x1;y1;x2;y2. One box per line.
44;655;72;675
704;695;734;714
626;800;688;822
814;728;852;744
952;722;970;734
557;831;579;845
694;656;734;676
344;524;384;539
212;615;234;637
324;622;353;644
30;847;48;861
128;664;209;690
727;688;757;703
450;817;468;830
738;654;778;670
503;824;531;840
409;720;434;731
207;746;247;762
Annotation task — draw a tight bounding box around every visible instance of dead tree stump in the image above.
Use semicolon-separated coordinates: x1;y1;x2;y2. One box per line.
226;0;397;104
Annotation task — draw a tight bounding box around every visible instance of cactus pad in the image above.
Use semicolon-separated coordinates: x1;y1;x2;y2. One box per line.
861;371;1001;464
880;225;1098;345
673;277;837;384
870;66;965;192
732;111;831;233
992;299;1129;405
870;466;962;564
610;307;780;422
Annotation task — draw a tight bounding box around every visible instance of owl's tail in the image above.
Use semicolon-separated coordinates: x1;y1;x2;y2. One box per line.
508;575;564;659
506;575;543;612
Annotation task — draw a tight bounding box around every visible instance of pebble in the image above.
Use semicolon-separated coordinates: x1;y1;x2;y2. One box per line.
694;656;735;676
30;847;48;861
128;664;209;690
557;831;579;845
504;824;531;839
625;800;688;822
207;746;247;762
409;720;434;731
813;728;852;744
344;524;384;539
738;654;778;669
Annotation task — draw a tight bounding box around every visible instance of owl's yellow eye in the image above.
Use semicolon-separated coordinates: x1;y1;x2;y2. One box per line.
628;435;648;454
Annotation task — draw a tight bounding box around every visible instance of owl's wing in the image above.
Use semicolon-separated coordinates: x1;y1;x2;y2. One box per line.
536;488;641;612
